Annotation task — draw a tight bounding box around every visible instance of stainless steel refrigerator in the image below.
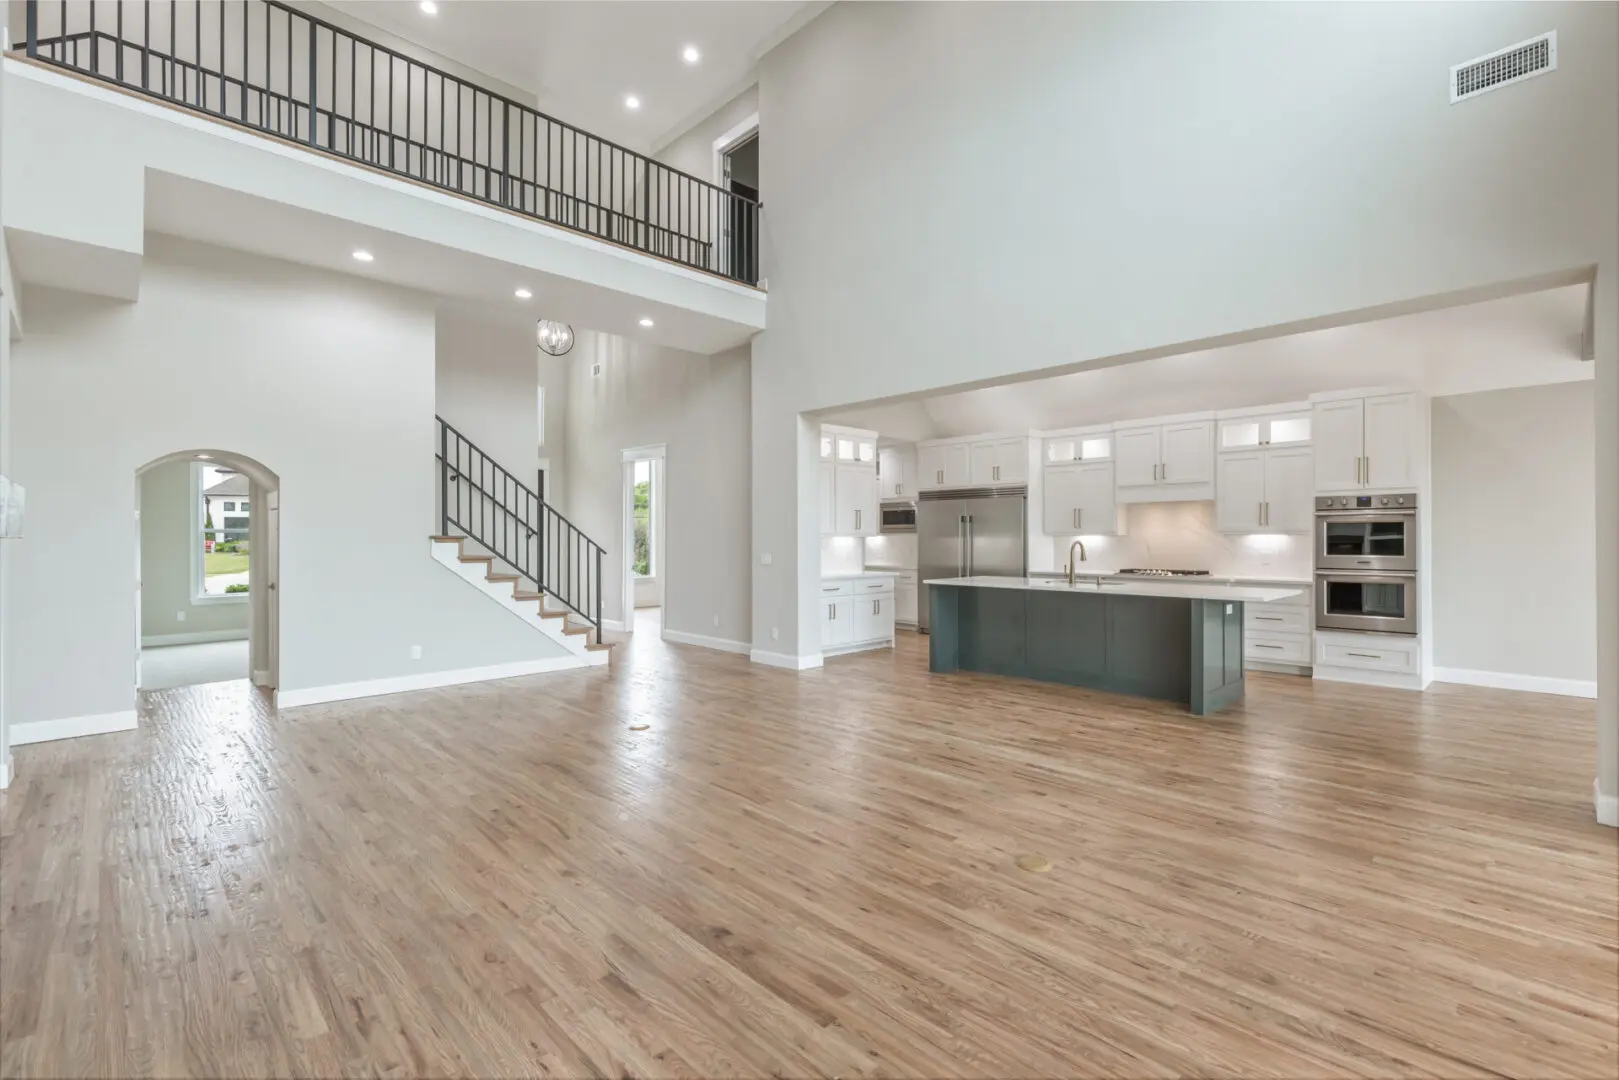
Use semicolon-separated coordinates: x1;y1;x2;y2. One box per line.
917;488;1028;633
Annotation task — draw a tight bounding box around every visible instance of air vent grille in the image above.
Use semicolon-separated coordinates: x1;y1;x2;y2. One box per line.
1451;32;1556;103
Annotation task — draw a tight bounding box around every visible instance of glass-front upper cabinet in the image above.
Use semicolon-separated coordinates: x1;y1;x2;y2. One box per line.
1218;407;1311;451
821;427;878;464
1044;433;1112;464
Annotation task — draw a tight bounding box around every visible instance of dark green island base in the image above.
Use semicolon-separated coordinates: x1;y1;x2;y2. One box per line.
928;584;1247;716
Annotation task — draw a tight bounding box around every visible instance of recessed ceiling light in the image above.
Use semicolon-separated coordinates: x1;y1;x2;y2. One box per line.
352;249;374;262
196;453;213;460
638;317;655;328
682;45;701;64
419;1;438;14
514;288;532;300
624;94;641;111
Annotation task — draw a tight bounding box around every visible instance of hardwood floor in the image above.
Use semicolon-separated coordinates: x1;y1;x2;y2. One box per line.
2;621;1614;1078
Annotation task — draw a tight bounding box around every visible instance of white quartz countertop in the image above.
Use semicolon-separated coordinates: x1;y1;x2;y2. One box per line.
924;576;1305;603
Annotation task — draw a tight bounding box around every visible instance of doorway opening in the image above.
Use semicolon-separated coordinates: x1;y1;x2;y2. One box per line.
713;113;760;282
620;445;666;633
135;450;280;694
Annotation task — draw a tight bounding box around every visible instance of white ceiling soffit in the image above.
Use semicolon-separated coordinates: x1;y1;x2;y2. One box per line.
826;285;1592;440
319;1;812;153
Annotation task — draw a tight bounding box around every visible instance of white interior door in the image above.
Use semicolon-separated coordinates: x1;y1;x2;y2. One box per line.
263;490;279;688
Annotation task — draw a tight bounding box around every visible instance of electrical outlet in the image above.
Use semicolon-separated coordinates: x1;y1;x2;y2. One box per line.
176;611;186;622
759;553;772;565
712;615;720;627
410;645;423;660
771;627;779;641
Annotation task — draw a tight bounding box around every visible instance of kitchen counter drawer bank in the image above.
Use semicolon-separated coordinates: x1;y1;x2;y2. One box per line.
923;577;1304;715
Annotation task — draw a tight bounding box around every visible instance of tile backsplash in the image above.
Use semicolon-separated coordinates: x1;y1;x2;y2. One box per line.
862;533;917;570
821;535;866;576
1044;501;1311;580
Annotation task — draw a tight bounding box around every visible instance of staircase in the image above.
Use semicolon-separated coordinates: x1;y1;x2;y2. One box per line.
433;417;611;667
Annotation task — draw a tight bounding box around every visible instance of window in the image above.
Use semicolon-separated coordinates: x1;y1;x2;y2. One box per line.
196;464;250;599
632;459;653;577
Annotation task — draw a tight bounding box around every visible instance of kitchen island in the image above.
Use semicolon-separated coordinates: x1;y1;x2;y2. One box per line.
924;577;1304;715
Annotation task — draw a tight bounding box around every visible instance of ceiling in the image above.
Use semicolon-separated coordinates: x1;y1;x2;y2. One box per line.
320;1;810;153
826;285;1594;443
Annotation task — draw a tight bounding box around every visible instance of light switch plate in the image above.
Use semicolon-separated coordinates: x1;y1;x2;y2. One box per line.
760;553;773;565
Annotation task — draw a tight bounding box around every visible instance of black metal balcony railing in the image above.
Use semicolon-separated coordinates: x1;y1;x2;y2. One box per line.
18;0;761;286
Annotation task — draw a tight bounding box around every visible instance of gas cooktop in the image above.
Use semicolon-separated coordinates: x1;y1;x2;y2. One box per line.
1116;568;1212;578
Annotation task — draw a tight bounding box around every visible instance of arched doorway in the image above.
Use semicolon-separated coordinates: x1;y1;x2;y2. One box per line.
134;450;280;693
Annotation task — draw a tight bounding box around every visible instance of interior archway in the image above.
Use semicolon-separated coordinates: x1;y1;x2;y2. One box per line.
134;450;281;694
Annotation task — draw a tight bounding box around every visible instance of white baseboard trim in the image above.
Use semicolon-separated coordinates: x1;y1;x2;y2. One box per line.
142;629;250;647
0;757;10;790
1433;667;1597;699
11;709;139;746
601;619;630;633
749;649;824;671
276;656;591;709
661;629;750;655
1597;779;1618;828
822;639;894;658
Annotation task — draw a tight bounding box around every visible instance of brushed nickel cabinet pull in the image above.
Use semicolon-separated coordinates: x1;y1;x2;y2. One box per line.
1348;651;1382;660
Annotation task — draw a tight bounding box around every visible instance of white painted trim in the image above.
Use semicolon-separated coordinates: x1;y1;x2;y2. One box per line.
1311;665;1428;692
142;629;250;647
0;758;10;790
5;59;765;304
621;443;668;463
822;639;894;658
661;629;750;655
275;656;590;709
749;649;824;671
601;619;630;633
1596;779;1618;828
712;112;761;185
11;710;138;746
252;669;272;686
1432;667;1597;699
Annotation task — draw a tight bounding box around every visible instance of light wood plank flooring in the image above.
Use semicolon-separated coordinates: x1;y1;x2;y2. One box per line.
2;622;1614;1078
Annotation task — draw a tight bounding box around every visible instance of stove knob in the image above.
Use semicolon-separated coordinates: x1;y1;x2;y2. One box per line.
1380;496;1389;506
1338;497;1348;507
1396;496;1406;505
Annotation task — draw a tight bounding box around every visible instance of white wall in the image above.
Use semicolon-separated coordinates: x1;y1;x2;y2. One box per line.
5;236;571;729
1432;382;1597;685
139;459;251;642
741;1;1618;811
563;329;750;645
537;348;570;508
434;308;541;485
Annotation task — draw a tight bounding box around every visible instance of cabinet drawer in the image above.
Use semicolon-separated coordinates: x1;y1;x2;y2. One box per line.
1245;632;1310;664
1245;607;1310;634
1317;637;1417;673
819;580;853;598
856;578;895;595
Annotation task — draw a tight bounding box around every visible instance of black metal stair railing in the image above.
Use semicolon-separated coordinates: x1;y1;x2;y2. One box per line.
437;416;604;645
18;0;761;285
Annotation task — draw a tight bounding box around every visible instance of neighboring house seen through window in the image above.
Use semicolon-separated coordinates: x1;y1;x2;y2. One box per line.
196;464;251;599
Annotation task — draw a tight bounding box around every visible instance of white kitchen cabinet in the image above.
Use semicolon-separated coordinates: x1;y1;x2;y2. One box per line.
1362;393;1419;489
917;441;970;490
877;446;917;500
1263;447;1315;532
821;597;853;647
1312;398;1364;492
1043;461;1120;535
821;576;897;654
1242;587;1312;673
895;577;918;626
1218;405;1312;452
1044;428;1113;464
1113;416;1215;503
1215;446;1313;534
834;462;878;536
1113;427;1161;489
818;461;836;538
969;438;1028;486
1160;421;1214;485
1215;452;1267;533
1311;392;1423;493
853;594;896;643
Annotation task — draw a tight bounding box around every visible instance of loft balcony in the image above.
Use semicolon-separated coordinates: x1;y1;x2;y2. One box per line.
3;0;765;350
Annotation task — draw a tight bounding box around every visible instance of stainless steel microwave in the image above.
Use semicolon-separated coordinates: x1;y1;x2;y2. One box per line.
1314;493;1417;573
880;503;917;533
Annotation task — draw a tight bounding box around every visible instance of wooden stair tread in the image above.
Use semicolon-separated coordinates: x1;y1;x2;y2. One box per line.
512;592;544;601
585;643;614;652
561;625;591;636
457;555;493;563
486;574;519;583
429;535;462;543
